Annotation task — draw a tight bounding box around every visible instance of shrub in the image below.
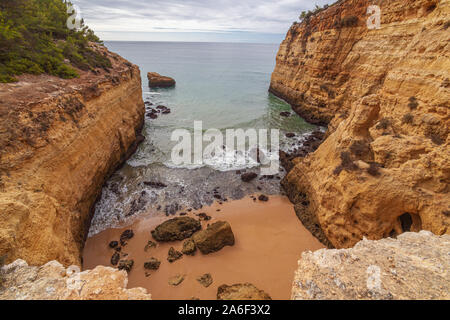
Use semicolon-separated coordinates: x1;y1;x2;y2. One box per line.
334;151;358;175
340;16;359;27
0;0;109;82
299;4;326;22
444;21;450;30
408;97;419;110
429;134;444;145
402;113;414;124
367;162;381;176
376;118;391;130
349;140;370;158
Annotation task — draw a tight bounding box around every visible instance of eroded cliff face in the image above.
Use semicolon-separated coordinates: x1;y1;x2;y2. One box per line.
0;260;151;300
0;45;145;266
272;0;449;248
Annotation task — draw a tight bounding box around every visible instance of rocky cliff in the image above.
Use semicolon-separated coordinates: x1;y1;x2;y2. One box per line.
292;231;449;300
0;259;151;300
272;0;450;248
0;44;145;267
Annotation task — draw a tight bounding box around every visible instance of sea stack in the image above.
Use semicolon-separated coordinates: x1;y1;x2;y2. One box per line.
147;72;176;88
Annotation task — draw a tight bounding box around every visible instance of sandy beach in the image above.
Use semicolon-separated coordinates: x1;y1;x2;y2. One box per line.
83;195;324;300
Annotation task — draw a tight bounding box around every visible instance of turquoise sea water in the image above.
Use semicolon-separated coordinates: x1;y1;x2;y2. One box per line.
105;41;315;169
89;42;317;235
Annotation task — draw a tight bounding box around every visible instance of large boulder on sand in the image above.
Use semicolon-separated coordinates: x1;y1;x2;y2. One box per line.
217;283;272;300
151;217;201;242
147;72;176;88
192;221;235;254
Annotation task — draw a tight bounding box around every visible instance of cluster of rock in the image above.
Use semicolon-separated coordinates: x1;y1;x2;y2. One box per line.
145;104;171;120
151;217;235;257
0;260;151;300
105;217;236;284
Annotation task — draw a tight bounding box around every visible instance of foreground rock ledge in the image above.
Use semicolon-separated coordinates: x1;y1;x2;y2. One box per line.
0;260;151;300
292;231;450;300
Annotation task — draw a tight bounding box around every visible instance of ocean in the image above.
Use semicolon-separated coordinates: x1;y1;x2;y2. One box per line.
88;41;317;235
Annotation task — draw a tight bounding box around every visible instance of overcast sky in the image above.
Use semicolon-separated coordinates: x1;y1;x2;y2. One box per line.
72;0;332;43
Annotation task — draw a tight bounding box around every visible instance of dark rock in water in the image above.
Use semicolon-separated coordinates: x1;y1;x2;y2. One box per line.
110;252;120;266
144;240;157;252
144;101;153;106
109;183;120;195
118;260;134;273
280;111;291;117
147;112;158;119
168;247;183;263
144;258;161;270
182;239;197;256
198;213;212;221
165;203;179;216
197;273;213;288
151;217;202;242
213;194;222;200
162;110;171;114
148;72;176;88
143;181;167;189
279;130;326;173
192;221;235;255
217;283;272;300
120;230;134;246
241;172;257;183
258;195;269;202
286;133;296;138
109;241;119;249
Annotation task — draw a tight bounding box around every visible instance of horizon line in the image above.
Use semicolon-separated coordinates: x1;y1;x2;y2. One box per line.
103;40;282;45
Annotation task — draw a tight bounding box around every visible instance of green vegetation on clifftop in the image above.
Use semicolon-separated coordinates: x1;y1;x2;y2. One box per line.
0;0;110;83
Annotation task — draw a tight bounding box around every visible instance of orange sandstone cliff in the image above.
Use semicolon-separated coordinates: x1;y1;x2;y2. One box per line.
271;0;449;248
0;45;145;266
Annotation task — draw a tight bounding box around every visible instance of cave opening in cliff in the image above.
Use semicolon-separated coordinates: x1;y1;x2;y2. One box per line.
399;213;422;233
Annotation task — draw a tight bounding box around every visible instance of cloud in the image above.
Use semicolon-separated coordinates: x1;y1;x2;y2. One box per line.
73;0;333;36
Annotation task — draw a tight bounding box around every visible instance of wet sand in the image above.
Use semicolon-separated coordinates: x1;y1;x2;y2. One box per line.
83;195;324;300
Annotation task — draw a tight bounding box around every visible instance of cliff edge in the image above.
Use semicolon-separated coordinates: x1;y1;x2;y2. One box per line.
0;259;151;300
0;44;145;266
272;0;449;248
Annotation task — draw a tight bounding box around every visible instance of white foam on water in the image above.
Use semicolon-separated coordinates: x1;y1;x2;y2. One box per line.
144;92;161;95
